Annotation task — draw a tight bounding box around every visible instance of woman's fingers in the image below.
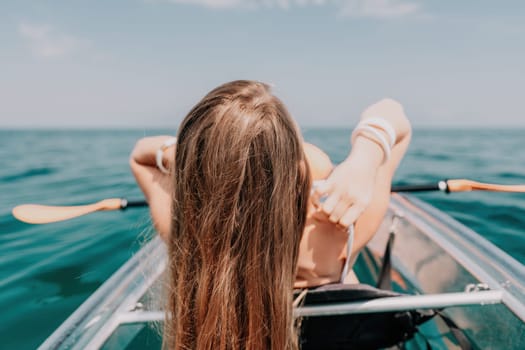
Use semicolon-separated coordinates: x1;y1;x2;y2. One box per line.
339;204;364;228
312;180;365;227
322;193;340;214
311;180;332;207
313;181;355;221
328;199;352;224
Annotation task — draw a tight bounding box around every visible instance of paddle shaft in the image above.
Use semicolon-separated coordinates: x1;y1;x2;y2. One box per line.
121;199;149;208
98;178;524;210
391;181;448;193
115;181;449;210
121;182;450;210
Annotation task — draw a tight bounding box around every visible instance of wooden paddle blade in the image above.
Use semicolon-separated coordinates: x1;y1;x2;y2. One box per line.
12;198;123;224
448;179;525;193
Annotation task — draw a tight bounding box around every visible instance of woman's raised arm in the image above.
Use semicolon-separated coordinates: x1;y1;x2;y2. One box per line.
312;98;412;253
129;135;175;240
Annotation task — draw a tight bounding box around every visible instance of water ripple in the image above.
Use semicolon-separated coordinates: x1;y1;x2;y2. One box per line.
0;167;57;182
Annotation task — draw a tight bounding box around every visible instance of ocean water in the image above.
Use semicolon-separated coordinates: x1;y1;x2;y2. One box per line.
1;128;524;349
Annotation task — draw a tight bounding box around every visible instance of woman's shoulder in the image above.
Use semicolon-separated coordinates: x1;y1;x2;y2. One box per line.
304;143;333;180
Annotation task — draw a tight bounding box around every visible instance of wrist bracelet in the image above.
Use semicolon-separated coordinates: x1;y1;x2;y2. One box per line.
155;137;177;174
351;125;391;164
358;117;397;147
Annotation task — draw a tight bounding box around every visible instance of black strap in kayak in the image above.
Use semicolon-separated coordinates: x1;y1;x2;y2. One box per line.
375;222;472;350
437;311;473;350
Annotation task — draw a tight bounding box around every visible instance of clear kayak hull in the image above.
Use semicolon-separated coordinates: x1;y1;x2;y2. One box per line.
39;194;525;350
363;195;525;349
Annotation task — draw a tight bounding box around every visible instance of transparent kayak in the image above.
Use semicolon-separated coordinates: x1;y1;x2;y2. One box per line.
39;194;525;349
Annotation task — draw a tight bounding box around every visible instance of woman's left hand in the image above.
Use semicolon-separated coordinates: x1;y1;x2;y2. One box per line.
311;152;379;229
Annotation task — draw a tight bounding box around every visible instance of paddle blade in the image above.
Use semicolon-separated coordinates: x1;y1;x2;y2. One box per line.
12;198;123;224
448;179;525;193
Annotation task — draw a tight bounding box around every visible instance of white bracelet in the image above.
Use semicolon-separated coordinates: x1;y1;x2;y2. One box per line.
155;137;177;174
351;125;391;164
357;117;397;147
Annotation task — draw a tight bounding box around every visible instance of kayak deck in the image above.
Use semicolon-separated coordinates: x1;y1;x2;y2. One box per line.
39;194;525;349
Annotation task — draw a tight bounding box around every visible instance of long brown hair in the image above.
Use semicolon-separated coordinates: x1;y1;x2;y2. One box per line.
164;80;311;350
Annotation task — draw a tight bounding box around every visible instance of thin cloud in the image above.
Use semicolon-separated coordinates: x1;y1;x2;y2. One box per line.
18;22;86;58
158;0;321;10
163;0;245;9
340;0;421;19
156;0;423;18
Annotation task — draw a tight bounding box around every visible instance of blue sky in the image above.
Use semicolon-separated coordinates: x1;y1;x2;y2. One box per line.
1;0;524;128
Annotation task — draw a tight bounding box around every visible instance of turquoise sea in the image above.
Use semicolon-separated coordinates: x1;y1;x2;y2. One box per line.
1;128;524;349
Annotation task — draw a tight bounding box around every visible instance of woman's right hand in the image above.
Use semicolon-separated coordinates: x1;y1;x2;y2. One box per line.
130;135;177;241
311;147;380;229
130;135;176;172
